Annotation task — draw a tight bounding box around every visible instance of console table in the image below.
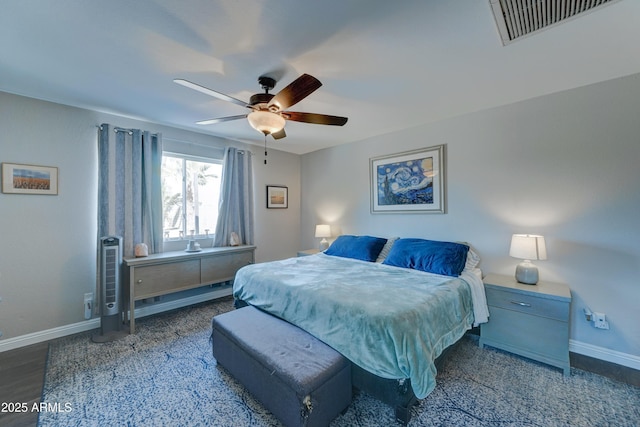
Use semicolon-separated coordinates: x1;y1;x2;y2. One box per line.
123;245;255;333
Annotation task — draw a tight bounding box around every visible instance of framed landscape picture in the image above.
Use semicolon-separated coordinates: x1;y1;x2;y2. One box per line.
370;145;445;214
2;163;58;195
266;185;288;209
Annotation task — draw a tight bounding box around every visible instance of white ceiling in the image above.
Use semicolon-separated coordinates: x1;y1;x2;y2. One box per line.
1;0;639;154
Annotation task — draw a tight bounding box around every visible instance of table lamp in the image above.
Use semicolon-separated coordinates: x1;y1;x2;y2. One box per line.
509;234;547;285
315;224;331;250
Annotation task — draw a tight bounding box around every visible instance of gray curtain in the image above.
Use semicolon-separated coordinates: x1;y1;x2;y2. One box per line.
98;124;163;257
213;147;254;247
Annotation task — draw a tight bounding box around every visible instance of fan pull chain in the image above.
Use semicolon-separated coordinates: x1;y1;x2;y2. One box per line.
264;134;268;165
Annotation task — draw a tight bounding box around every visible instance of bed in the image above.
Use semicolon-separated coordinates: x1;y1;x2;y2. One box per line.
233;235;488;423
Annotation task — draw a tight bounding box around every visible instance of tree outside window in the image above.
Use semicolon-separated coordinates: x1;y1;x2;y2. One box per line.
161;154;222;240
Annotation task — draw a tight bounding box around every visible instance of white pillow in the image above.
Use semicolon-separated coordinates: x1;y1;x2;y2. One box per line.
464;247;481;271
456;241;481;271
376;237;399;262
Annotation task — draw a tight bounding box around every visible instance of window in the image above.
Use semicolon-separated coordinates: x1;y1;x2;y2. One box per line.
161;153;223;240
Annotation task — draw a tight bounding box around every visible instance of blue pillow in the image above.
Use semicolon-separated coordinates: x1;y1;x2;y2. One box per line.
382;238;469;277
325;235;388;262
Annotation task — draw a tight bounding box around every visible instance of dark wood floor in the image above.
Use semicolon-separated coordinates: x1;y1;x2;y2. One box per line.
0;336;637;427
571;352;640;387
0;342;49;427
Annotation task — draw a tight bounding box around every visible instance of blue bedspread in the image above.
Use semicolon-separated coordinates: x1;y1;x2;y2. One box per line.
233;253;474;399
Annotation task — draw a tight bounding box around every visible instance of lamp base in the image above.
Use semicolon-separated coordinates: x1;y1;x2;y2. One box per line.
319;238;329;251
515;260;539;285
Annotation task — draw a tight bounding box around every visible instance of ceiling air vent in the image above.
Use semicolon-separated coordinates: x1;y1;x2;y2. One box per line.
490;0;621;45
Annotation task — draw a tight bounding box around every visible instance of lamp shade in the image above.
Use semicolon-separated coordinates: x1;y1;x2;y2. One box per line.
509;234;547;260
315;224;331;238
247;111;285;135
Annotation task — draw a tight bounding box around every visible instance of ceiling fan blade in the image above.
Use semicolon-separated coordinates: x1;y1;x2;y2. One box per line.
282;111;348;126
268;74;322;111
196;114;248;125
174;79;250;109
271;129;286;139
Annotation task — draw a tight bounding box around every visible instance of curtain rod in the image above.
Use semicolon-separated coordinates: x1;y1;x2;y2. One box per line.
163;137;225;149
96;124;158;137
163;137;254;155
97;126;251;154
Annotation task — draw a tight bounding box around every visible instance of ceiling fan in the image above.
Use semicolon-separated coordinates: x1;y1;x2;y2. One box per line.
174;74;348;140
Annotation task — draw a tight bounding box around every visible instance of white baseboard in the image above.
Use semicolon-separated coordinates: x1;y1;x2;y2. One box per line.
0;319;101;353
0;287;231;353
569;339;640;371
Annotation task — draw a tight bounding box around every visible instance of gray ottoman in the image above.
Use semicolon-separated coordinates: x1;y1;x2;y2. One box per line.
211;306;352;427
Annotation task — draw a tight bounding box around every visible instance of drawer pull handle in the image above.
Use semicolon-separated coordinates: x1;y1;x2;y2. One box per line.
510;300;531;307
137;279;143;284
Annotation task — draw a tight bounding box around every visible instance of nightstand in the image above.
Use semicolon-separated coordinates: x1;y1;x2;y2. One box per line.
297;249;320;257
480;273;571;376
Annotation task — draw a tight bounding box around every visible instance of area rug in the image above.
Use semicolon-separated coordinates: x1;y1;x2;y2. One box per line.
39;297;639;426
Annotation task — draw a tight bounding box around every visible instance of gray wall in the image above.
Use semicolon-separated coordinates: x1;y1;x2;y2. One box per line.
301;73;640;363
0;91;300;341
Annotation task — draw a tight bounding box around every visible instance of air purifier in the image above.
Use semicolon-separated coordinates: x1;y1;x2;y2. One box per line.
92;236;127;342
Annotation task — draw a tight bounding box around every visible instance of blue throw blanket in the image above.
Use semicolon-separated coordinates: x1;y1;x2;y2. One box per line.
233;253;474;399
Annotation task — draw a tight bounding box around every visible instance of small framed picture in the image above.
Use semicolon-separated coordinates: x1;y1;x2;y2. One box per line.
266;185;288;209
2;163;59;195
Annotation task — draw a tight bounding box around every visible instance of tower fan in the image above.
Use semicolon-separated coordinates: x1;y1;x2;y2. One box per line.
92;236;127;342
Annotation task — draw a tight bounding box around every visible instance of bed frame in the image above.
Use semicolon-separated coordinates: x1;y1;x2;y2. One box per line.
234;299;459;425
351;341;457;424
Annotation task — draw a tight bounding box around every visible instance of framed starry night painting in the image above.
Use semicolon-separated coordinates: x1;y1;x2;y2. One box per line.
370;145;445;214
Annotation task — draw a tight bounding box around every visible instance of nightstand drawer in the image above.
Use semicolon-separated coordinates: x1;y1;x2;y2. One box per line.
481;306;569;362
485;288;569;322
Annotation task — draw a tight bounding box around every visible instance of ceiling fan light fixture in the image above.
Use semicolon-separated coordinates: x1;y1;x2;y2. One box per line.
247;110;285;135
175;74;348;140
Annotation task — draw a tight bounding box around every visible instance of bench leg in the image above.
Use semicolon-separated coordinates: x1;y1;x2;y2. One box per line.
395;403;412;425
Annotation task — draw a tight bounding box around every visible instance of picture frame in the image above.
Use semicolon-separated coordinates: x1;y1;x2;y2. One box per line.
2;163;59;195
370;145;445;214
266;185;288;209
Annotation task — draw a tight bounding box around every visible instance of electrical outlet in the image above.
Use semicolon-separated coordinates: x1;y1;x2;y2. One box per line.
84;293;93;320
593;312;610;330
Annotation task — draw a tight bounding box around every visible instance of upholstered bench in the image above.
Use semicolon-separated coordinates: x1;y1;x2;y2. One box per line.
211;306;352;427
